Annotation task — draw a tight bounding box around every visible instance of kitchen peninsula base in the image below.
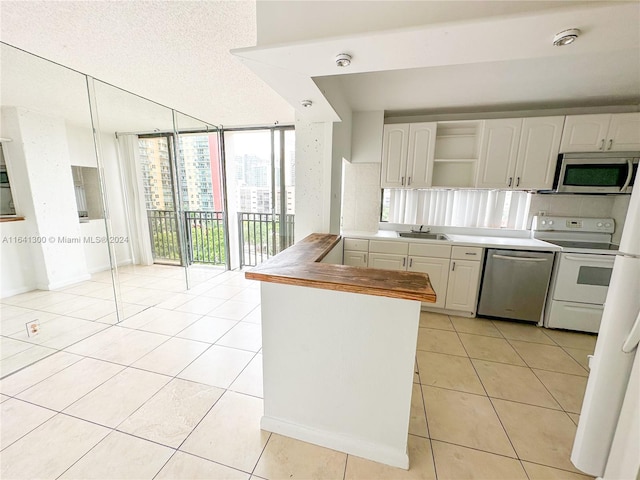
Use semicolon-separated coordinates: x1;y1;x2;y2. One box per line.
259;281;420;469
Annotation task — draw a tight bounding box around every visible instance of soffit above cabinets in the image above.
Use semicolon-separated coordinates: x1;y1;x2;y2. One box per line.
233;2;640;122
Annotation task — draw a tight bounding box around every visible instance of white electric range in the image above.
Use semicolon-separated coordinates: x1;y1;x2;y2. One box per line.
532;216;619;333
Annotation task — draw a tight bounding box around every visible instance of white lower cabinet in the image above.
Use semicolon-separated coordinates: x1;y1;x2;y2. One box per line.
343;238;483;314
445;259;481;313
344;251;368;267
368;252;407;270
408;256;450;309
344;238;369;267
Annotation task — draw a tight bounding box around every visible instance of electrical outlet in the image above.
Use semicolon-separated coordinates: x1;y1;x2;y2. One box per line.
26;320;40;337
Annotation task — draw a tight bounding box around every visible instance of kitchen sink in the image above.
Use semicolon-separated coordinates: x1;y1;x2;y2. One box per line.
398;232;450;240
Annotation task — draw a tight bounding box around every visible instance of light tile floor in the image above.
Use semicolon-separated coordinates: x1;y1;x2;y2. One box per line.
0;266;597;479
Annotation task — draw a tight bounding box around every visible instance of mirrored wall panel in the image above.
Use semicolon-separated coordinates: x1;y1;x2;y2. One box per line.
91;80;189;308
174;112;226;289
0;44;118;376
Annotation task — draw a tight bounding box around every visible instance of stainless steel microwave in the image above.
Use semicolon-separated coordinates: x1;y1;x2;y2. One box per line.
552;152;639;194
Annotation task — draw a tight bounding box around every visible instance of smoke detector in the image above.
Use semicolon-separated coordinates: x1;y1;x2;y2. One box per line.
301;100;313;108
553;28;581;46
335;53;352;67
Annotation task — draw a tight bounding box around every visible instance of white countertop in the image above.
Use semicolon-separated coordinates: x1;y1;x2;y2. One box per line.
341;230;561;252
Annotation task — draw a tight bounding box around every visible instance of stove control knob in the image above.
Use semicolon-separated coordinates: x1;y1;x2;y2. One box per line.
541;220;547;226
548;220;554;226
605;222;612;228
597;222;604;228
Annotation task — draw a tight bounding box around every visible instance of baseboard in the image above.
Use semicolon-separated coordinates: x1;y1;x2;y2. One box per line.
1;284;37;299
41;273;92;291
260;415;409;470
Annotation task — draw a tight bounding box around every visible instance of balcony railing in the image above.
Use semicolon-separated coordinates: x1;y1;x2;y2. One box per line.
147;210;226;265
238;212;295;267
147;210;181;263
185;211;226;265
147;209;293;268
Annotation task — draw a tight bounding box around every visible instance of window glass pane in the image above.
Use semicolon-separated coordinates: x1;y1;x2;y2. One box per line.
381;189;531;229
226;130;272;213
139;136;174;211
177;133;221;212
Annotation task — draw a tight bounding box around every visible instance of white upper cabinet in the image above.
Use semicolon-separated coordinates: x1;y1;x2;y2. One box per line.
476;119;522;188
380;124;409;188
560;113;640;152
380;122;436;188
406;123;437;188
607;113;640;151
515;116;564;190
477;116;563;189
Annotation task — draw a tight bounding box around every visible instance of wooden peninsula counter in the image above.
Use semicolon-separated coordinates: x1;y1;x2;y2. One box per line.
245;233;436;469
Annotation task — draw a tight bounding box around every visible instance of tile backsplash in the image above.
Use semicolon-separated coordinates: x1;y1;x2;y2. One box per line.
528;193;631;243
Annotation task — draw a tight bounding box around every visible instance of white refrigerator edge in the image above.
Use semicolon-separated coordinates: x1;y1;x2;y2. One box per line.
571;183;640;479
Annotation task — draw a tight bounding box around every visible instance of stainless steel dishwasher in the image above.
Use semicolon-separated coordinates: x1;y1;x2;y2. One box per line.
477;249;554;322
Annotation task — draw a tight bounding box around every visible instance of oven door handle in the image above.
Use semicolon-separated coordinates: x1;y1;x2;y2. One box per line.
492;254;549;263
563;254;615;263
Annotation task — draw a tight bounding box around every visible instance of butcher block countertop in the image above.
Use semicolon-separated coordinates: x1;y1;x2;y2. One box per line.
244;233;436;303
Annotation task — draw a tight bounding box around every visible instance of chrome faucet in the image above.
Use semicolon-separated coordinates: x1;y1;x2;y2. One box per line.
410;225;431;234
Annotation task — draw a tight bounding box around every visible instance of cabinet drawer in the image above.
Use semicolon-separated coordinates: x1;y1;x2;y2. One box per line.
369;240;408;255
408;242;452;258
344;238;369;252
451;246;483;260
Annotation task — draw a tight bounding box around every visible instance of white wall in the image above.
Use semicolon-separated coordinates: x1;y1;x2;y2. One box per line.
341;162;381;233
1;107;90;292
294;118;333;240
1;108;39;296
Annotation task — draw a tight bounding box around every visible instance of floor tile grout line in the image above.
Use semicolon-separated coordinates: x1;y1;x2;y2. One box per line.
0;399;63;453
0;353;85;397
429;438;524;462
249;431;273;478
502;335;590;376
448;315;523;463
528;368;584;417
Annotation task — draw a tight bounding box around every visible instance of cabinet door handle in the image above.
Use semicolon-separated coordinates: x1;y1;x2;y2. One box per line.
408;176;412;186
600;139;605;150
401;176;405;186
516;177;520;187
409;258;413;268
465;252;477;256
508;177;513;187
402;257;406;267
452;261;456;271
364;254;367;264
607;139;613;150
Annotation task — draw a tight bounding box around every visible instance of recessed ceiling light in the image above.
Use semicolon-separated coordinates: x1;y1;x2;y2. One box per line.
335;53;352;67
553;28;581;46
301;100;313;108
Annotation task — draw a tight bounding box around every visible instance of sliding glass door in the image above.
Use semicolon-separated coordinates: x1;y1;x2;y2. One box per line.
224;127;295;268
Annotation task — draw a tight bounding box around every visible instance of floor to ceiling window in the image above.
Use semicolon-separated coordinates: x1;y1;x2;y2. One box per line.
139;126;294;270
224;127;295;268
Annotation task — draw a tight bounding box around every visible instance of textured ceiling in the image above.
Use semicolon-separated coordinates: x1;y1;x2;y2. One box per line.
1;1;638;128
0;1;295;127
